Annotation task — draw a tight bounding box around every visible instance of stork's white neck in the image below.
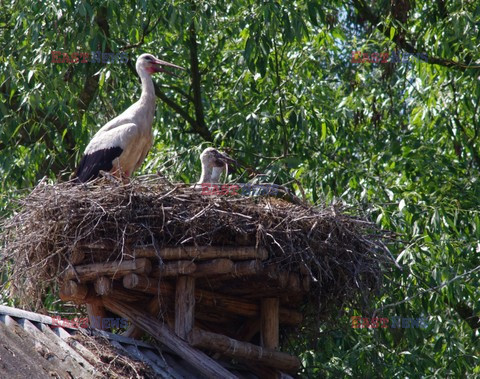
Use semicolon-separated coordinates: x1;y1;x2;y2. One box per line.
211;166;224;182
199;164;212;183
199;164;224;183
138;69;156;106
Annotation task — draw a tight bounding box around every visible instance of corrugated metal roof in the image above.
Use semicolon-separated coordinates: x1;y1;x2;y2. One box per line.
0;305;257;379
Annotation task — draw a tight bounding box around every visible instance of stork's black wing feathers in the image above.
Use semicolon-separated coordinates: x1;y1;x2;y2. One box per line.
74;146;123;183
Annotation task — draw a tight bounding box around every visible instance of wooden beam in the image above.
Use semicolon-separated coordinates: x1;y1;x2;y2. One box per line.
94;276;112;296
86;303;108;331
261;298;279;350
175;276;196;340
151;261;197;277
102;297;237;379
263;264;289;288
193;259;234;277
59;280;89;301
120;273;302;325
64;258;152;282
123;273;173;294
134;246;268;261
231;260;263;277
122;296;162;339
106;284;151;303
188;328;300;373
287;274;300;292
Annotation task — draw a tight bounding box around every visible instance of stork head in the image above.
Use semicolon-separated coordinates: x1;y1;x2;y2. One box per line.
199;147;239;183
136;53;184;76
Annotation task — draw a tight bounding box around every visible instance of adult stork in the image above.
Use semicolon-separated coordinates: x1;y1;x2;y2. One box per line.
74;53;184;182
197;147;239;183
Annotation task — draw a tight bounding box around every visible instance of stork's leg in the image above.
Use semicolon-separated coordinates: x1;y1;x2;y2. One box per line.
109;160;130;183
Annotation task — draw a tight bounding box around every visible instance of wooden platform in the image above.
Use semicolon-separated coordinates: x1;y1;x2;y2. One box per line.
60;245;310;377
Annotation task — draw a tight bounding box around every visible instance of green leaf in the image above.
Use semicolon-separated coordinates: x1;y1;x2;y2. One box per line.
390;26;396;40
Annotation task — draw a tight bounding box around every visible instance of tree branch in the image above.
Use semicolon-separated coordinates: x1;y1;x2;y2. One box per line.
451;301;480;330
77;6;111;113
188;18;212;141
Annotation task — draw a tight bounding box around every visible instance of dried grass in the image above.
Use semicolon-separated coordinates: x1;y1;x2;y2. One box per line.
0;175;395;316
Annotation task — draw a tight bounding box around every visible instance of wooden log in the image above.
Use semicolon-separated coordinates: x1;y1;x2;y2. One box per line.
261;298;279;350
287;273;300;291
188;328;300;373
151;261;197;277
106;284;151;303
121;273;302;325
191;260;262;288
86;303;108;331
68;278;150;304
81;250;123;264
204;277;304;302
134;245;268;261
122;296;163;339
123;273;174;294
102;297;237;379
195;289;257;317
94;276;112;296
64;258;152;282
193;259;234;277
264;264;289;288
175;276;196;339
195;310;242;326
196;289;302;325
231;260;263;277
59;280;89;301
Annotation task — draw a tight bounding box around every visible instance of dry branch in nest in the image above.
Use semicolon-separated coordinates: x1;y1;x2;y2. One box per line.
0;175;395;318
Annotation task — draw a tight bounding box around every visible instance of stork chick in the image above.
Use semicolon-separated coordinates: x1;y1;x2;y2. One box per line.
198;147;239;184
74;53;184;182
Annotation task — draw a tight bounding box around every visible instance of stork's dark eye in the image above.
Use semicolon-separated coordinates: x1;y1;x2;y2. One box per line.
145;56;152;61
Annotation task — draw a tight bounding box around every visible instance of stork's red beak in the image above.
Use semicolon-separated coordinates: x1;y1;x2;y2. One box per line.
152;58;184;76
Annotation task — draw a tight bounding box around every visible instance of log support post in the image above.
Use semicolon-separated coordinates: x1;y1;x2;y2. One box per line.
86;303;108;330
261;297;279;350
175;275;196;340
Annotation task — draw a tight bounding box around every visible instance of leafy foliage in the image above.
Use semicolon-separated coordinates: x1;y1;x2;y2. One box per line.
1;0;480;376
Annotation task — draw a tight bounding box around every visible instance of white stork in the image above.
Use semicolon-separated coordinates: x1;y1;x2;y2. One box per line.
198;147;239;183
74;53;184;182
197;147;302;203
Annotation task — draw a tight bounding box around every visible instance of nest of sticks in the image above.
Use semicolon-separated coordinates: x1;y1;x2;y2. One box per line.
0;175;394;319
